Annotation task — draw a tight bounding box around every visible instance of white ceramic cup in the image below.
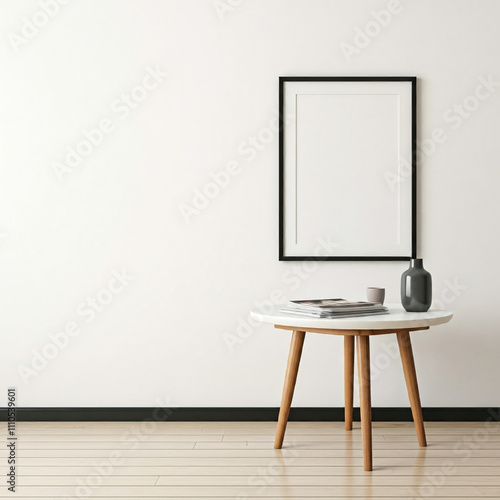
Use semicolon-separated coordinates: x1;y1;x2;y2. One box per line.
367;287;385;305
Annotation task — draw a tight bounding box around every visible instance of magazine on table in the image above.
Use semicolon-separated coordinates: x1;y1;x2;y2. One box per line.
281;298;389;318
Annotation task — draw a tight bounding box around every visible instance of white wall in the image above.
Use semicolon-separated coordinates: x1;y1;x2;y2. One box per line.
1;0;499;408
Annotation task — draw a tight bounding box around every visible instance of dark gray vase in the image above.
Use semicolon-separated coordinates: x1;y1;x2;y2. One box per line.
401;259;432;312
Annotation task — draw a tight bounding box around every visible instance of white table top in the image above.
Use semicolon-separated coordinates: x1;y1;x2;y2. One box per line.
250;304;453;331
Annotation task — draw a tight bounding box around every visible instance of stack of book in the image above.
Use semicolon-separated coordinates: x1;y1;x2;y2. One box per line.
280;298;388;319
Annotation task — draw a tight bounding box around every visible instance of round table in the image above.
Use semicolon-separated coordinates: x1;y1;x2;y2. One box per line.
250;305;453;471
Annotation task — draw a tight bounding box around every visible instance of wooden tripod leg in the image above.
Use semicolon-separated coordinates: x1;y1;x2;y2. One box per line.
274;330;306;449
344;336;355;431
397;331;427;447
356;335;372;471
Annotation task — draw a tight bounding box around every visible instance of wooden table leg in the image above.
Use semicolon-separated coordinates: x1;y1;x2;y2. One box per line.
344;336;355;431
356;335;372;471
397;331;427;447
274;330;306;449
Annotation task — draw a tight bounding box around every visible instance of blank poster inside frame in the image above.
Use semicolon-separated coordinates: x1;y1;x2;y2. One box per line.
279;77;416;261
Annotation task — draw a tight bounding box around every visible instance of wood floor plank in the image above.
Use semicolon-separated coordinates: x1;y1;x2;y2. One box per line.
11;465;500;476
0;441;196;450
0;485;483;497
0;498;485;500
1;448;499;458
0;498;484;500
222;434;387;442
8;424;500;435
2;421;499;432
218;426;500;435
194;440;500;450
386;434;500;442
10;476;158;486
477;486;500;496
3;439;500;450
5;434;223;442
11;473;500;488
8;456;500;466
155;474;500;486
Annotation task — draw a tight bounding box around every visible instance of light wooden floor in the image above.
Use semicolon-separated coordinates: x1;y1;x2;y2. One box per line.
1;421;499;498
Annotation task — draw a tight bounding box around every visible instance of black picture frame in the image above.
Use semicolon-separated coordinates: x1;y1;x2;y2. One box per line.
279;76;417;261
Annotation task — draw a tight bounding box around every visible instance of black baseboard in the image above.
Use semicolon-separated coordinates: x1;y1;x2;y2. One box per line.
0;407;498;422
